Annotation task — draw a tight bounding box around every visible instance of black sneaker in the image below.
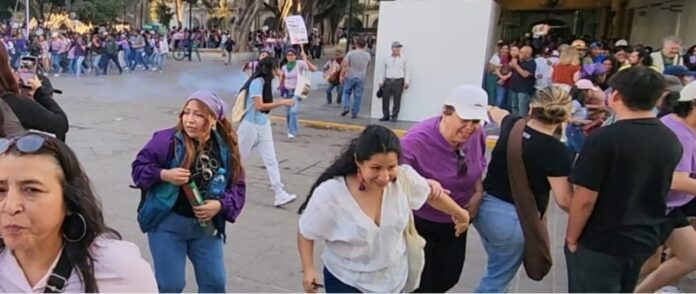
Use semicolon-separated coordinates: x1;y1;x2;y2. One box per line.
379;117;390;122
391;117;398;122
351;114;358;119
341;110;349;117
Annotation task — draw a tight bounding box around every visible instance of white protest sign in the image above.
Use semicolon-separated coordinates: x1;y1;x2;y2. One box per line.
285;15;309;44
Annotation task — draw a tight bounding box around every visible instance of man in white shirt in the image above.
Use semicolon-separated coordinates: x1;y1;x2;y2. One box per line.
651;36;684;73
379;41;410;122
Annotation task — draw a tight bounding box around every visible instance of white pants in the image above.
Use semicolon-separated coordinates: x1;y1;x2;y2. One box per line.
237;120;284;196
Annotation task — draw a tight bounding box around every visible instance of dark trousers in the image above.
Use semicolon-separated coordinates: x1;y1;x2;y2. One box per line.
382;78;405;119
100;53;122;74
564;244;652;293
323;267;361;293
414;216;468;293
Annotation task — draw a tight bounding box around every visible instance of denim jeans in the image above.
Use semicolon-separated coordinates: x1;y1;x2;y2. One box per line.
123;47;133;68
342;77;365;116
485;73;498;105
74;56;85;76
91;55;101;75
51;52;62;73
495;85;508;110
473;193;525;293
282;90;300;136
147;213;226;293
131;48;149;71
67;58;76;75
326;82;343;104
509;90;532;117
565;124;585;153
323;267;361;293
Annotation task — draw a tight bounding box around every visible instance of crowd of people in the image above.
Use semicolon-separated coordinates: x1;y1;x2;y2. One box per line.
4;16;696;293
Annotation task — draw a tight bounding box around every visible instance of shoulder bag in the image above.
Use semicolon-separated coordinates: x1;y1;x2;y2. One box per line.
506;118;552;281
398;170;426;292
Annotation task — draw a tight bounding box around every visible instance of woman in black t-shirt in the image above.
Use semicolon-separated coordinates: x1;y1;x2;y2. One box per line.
473;86;574;292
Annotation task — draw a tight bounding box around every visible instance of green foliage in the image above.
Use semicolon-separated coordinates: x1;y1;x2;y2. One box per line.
72;0;124;24
156;1;174;27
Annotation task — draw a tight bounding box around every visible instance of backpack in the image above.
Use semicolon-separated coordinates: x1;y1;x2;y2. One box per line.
105;40;118;55
225;39;235;52
229;90;253;124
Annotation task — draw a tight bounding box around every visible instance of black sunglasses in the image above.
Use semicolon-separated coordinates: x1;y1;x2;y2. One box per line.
456;149;468;176
0;134;48;155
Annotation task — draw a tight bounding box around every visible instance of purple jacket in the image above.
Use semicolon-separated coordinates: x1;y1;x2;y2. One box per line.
132;128;246;227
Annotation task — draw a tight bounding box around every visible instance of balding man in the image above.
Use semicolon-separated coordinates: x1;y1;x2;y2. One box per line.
508;45;537;116
651;36;684;73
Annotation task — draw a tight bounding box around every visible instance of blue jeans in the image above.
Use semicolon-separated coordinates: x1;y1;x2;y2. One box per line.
495;85;508;110
509;90;532;117
342;77;365;116
485;73;498;105
74;56;85;76
123;47;133;68
473;194;525;293
565;124;585;153
323;267;361;293
131;48;149;71
147;213;226;293
282;90;300;136
326;83;343;104
51;52;62;73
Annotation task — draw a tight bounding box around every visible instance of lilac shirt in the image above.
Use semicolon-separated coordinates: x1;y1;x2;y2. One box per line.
661;114;696;208
282;60;308;89
401;116;487;223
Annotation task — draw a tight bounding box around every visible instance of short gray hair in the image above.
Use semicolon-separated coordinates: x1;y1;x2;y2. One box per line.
663;36;682;45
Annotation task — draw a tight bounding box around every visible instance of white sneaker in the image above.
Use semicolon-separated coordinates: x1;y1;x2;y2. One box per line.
53;73;60;77
288;134;296;139
274;190;297;207
656;286;682;293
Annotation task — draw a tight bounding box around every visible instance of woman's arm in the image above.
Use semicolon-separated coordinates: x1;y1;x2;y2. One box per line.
303;58;318;72
219;175;246;223
5;89;68;140
253;96;292;111
425;186;470;236
548;176;573;212
298;233;320;293
131;131;173;190
671;172;696;195
487;105;510;128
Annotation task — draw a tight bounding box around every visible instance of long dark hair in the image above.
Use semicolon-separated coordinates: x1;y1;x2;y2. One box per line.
298;125;401;213
240;57;277;114
0;134;121;293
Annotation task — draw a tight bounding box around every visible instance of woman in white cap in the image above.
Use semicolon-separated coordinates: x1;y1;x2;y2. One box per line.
399;85;488;292
635;82;696;293
132;90;246;292
475;86;574;292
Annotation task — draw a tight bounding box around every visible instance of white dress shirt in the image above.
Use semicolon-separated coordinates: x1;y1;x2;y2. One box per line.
0;237;158;293
383;55;411;83
299;165;430;293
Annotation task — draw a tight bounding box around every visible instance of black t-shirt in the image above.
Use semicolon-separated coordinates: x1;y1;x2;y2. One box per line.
172;136;222;218
570;118;682;256
483;115;573;216
508;59;537;95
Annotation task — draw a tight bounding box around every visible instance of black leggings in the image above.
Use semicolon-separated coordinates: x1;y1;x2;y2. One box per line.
414;216;468;293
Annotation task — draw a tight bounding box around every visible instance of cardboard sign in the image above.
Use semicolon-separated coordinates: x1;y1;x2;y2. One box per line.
285;15;309;44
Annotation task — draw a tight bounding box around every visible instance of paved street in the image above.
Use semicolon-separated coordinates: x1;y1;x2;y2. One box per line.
50;52;695;293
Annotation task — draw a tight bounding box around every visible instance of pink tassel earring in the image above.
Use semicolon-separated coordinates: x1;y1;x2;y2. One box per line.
358;170;367;191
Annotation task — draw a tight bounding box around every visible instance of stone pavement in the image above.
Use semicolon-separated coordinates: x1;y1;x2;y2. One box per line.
48;51;696;292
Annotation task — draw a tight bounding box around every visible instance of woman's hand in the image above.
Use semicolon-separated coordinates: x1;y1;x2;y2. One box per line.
302;267;321;293
160;168;191;186
426;179;450;200
193;200;222;222
452;209;470;237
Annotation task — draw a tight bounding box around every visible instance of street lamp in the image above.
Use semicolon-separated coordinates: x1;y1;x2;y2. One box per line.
345;0;353;53
25;0;29;37
188;0;194;61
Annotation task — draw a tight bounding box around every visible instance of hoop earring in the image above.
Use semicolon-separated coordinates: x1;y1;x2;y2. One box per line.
357;169;366;192
63;212;87;243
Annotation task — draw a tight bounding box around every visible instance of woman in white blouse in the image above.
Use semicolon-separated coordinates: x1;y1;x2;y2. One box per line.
297;125;470;293
0;133;157;292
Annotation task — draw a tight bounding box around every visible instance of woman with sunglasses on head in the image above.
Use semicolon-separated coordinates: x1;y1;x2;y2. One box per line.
474;86;574;292
279;48;317;139
398;85;488;293
0;42;68;140
297;125;470;293
132;90;246;292
0;132;157;292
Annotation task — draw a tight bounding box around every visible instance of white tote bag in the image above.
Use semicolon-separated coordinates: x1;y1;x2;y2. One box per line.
399;173;426;292
294;72;312;100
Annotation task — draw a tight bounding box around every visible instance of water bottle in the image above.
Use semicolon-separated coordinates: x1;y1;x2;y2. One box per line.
209;168;227;198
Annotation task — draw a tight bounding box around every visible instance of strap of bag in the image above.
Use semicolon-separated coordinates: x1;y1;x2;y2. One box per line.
45;248;72;293
506;118;552;280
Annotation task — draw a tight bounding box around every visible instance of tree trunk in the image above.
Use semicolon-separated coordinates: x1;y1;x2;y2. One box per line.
232;0;259;52
174;0;183;27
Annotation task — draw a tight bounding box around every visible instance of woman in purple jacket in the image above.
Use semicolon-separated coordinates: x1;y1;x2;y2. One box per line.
131;90;246;293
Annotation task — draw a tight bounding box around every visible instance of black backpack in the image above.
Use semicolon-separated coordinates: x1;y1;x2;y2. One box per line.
225;39;235;52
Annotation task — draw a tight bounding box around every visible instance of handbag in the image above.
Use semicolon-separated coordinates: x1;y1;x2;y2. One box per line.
376;86;383;99
399;172;426;292
229;89;253;124
506;118;553;281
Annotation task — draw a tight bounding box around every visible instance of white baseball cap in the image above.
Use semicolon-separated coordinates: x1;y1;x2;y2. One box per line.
678;82;696;102
444;85;489;122
615;39;629;47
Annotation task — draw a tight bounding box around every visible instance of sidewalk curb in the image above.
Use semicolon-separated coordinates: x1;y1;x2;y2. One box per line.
269;116;498;149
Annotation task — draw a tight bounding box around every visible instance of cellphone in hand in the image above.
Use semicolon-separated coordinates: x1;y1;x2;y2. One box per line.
18;56;38;83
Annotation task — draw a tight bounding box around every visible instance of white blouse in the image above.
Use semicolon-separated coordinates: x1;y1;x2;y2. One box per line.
299;165;430;293
0;237;157;293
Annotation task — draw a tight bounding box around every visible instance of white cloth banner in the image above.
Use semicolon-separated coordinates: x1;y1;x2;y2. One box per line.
285;16;309;44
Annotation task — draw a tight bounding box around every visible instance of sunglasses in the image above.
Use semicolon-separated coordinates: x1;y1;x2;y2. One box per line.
456;149;468;176
0;134;48;155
